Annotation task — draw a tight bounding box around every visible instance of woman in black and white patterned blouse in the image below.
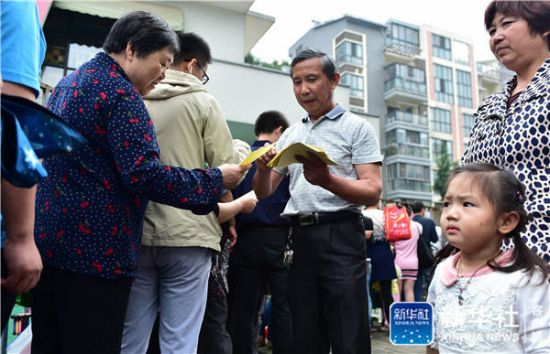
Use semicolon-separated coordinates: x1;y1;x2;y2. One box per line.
462;0;550;263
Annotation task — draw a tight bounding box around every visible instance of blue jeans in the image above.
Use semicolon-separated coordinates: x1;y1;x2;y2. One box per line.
121;246;211;354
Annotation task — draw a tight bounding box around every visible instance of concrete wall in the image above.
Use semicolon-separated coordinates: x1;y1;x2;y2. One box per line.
178;2;246;63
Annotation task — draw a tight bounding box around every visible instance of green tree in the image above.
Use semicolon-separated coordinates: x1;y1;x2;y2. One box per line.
244;53;260;65
244;53;289;71
433;144;457;199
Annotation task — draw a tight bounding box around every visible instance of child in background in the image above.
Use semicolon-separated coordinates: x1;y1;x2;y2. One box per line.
364;204;397;333
427;163;550;354
393;206;419;302
216;191;257;223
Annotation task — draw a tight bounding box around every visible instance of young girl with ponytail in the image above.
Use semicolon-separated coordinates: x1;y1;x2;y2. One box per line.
427;163;549;354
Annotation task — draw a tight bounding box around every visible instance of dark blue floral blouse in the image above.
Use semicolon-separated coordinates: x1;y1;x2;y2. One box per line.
35;52;222;279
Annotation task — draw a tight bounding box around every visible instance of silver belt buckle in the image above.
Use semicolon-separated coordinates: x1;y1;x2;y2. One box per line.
298;213;319;226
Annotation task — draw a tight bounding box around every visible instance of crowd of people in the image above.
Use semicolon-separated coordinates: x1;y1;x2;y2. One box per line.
361;200;442;333
1;1;549;354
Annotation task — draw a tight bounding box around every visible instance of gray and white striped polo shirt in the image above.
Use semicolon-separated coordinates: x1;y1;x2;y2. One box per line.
274;104;383;216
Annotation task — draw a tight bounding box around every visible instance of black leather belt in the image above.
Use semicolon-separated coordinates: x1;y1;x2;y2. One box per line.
289;211;361;227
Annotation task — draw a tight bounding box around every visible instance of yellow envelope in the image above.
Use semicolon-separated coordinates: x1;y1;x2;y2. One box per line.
239;143;275;166
267;142;337;168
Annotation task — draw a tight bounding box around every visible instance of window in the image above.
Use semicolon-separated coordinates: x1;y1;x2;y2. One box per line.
387;163;430;180
431;108;452;133
399;163;430;180
386;128;428;146
385;63;426;95
390;23;419;46
463;113;474;138
67;43;101;70
405;64;424;82
41;66;65;88
386;129;429;159
42;43;101;88
432;138;453;160
453;40;470;65
456;70;473;108
386;63;425;82
434;64;454;103
335;41;363;66
385;129;402;145
386;163;431;192
432;34;451;60
405;130;428;145
340;73;364;98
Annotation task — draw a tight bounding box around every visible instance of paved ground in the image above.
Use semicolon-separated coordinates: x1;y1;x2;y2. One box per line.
370;331;426;354
257;331;426;354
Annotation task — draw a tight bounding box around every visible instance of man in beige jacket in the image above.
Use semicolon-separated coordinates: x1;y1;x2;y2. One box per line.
121;32;238;354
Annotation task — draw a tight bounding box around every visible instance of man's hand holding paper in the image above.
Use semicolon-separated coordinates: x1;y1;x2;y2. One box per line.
239;142;275;166
296;152;332;188
267;142;337;168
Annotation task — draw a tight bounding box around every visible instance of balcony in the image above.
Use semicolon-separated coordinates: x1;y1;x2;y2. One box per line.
336;55;363;68
385;143;430;159
384;64;427;104
384;178;431;193
386;110;428;128
384;38;421;58
384;77;427;102
477;62;500;82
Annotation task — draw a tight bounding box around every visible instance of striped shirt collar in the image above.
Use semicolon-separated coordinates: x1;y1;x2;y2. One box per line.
303;103;345;123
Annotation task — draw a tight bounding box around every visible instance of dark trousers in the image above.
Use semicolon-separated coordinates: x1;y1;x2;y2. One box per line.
228;226;292;354
1;253;17;334
414;267;432;302
198;279;232;354
31;266;132;354
290;217;370;354
372;279;393;323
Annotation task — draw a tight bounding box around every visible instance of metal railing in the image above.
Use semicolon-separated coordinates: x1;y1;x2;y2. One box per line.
385;143;430;159
386;110;428;126
384;38;421;57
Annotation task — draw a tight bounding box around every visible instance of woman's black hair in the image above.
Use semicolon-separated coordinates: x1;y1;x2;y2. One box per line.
484;0;550;50
434;163;549;283
103;11;178;57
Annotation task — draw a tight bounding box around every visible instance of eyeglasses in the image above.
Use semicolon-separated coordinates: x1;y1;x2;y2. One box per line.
196;62;209;85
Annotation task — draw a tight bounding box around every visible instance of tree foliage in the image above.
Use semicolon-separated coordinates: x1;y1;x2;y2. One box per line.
433;144;457;199
244;53;290;71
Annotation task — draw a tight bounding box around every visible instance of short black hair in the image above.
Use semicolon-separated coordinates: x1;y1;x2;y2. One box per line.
103;11;178;57
290;49;338;80
254;111;289;136
172;32;212;67
411;202;425;214
485;0;550;50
